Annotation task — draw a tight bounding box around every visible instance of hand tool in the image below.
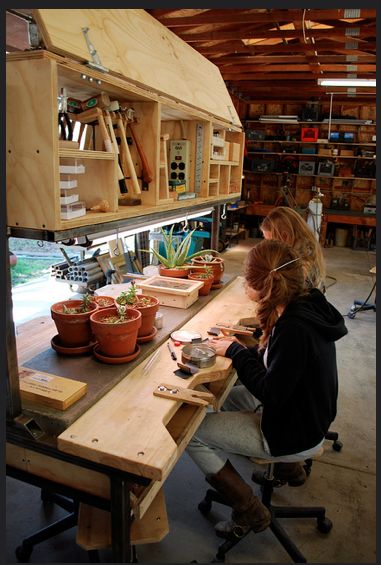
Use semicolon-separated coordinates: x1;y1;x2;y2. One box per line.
95;108;127;192
215;322;255;336
58;88;73;141
126;119;153;184
115;112;141;195
167;341;177;361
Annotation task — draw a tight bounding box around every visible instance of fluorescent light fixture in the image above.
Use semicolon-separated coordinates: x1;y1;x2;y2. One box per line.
90;208;213;245
318;78;376;87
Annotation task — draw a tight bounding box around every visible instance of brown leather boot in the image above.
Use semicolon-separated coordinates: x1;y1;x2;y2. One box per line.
252;461;307;488
206;460;271;538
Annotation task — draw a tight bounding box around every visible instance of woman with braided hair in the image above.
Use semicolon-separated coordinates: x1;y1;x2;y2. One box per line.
186;239;347;539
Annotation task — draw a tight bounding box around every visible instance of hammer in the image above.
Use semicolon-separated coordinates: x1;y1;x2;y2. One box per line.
124;108;153;185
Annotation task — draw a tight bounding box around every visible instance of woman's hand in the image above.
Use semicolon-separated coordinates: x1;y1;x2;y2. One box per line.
208;336;240;357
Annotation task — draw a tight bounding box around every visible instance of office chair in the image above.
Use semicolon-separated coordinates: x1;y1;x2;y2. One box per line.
15;489;79;562
198;449;332;563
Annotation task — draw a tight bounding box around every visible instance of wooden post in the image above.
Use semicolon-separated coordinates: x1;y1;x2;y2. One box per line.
6;236;22;419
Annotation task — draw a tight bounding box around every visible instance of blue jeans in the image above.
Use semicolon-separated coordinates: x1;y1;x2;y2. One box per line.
186;384;324;475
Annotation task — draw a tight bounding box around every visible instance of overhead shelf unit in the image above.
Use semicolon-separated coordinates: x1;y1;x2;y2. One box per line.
242;107;376;215
6;8;244;234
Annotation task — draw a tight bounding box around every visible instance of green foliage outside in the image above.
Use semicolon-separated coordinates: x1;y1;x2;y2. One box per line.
10;257;53;287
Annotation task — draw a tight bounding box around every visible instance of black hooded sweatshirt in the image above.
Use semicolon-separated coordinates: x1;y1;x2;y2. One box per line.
225;288;348;456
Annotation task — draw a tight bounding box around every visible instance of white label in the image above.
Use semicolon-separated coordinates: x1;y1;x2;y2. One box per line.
29;373;53;383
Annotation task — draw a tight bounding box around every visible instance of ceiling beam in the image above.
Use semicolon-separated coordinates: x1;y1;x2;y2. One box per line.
153;9;376;27
177;27;376;42
212;55;376;65
220;63;376;74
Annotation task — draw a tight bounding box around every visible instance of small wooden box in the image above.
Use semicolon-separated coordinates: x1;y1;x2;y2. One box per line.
19;367;87;410
340;149;355;157
136;275;203;309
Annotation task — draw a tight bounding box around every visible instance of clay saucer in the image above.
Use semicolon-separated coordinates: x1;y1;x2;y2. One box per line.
51;334;96;355
137;326;158;344
211;282;223;290
93;343;141;364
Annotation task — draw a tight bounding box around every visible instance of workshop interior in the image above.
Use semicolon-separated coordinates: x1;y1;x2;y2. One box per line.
5;8;375;564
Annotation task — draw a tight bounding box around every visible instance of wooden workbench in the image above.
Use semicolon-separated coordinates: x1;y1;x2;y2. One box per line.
18;274;236;436
7;275;257;561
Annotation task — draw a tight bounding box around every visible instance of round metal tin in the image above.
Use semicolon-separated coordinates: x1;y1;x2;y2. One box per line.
181;344;216;368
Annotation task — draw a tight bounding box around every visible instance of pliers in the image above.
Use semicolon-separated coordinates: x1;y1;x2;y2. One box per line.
58;87;73;141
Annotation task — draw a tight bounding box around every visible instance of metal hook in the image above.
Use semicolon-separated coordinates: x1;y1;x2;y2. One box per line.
182;217;189;232
113;229;120;256
221;204;227;220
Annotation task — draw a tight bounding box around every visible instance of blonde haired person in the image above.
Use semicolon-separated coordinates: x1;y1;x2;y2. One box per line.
260;206;326;290
186;239;347;539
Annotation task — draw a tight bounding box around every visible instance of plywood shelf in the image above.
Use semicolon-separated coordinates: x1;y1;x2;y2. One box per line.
59;149;116;160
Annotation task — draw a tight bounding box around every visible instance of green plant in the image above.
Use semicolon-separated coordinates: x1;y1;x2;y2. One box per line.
101;305;128;324
62;294;93;314
116;284;154;308
116;283;138;306
141;226;216;269
191;266;214;279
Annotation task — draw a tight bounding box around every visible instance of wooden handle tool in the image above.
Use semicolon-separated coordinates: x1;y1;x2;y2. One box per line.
127;122;153;184
154;383;216;408
115;114;141;195
215;322;254;336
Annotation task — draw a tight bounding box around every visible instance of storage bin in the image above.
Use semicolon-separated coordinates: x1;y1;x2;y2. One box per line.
335;228;349;247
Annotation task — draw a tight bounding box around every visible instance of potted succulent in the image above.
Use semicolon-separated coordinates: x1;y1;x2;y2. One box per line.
191;251;225;286
116;283;159;340
141;225;215;278
51;294;99;347
188;266;214;296
91;295;115;309
90;304;142;358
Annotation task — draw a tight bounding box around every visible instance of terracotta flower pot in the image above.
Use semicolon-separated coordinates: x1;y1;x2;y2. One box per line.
188;273;214;296
191;256;225;285
131;295;160;337
90;307;141;357
158;264;189;278
51;300;99;347
92;295;115;309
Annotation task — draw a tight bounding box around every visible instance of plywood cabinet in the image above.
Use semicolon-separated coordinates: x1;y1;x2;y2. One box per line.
7;10;244;233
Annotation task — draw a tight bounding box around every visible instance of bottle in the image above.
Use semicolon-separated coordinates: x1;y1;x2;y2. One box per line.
307;189;323;241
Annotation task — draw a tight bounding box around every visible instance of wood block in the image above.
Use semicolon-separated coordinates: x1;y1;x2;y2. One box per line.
19;367;87;410
76;488;169;550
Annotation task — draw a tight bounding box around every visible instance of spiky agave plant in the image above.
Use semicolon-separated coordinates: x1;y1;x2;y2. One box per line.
141;225;216;269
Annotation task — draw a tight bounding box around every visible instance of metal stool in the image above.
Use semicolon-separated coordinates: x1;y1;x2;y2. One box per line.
198;448;332;563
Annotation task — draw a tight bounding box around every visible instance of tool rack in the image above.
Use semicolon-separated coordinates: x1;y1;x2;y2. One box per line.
6;10;244;234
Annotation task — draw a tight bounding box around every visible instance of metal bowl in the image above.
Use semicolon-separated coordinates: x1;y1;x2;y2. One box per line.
181;343;216;368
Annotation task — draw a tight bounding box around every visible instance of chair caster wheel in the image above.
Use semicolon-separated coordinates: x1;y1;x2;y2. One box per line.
317;517;333;534
16;543;33;562
212;553;225;563
198;499;212;515
332;440;343;452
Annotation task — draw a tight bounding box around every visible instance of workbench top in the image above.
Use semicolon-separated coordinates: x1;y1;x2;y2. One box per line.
56;276;256;481
21;274;237;436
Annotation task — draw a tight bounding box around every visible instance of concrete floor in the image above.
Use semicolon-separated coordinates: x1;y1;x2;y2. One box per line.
6;239;376;563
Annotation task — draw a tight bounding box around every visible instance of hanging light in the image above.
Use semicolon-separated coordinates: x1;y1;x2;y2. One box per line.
317;78;376;87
